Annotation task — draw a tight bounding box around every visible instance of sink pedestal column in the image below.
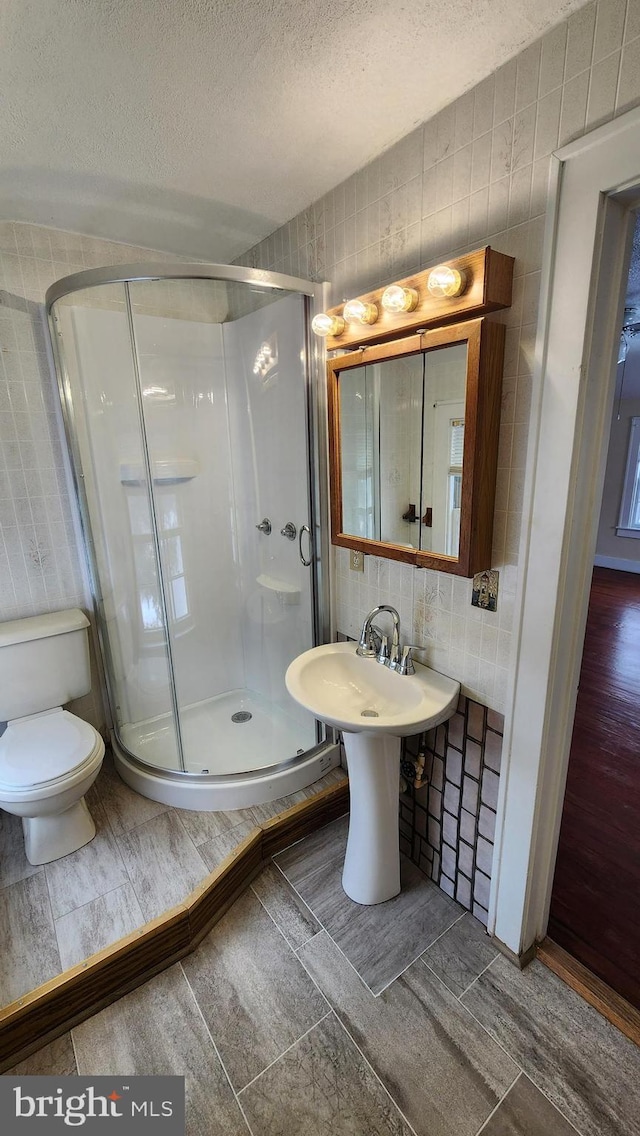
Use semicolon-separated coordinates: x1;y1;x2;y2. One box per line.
341;731;401;905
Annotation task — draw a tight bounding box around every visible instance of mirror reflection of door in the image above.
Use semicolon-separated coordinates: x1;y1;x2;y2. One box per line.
338;342;467;558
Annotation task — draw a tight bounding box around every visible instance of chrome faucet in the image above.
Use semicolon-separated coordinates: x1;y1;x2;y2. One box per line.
356;605;401;669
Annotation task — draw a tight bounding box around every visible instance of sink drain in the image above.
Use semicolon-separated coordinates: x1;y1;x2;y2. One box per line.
231;711;252;723
361;709;379;718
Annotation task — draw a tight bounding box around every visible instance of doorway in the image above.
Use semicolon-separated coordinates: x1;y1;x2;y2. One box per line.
548;566;640;1007
548;221;640;1008
490;106;640;967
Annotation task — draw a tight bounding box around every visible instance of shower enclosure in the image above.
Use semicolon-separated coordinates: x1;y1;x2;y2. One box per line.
46;264;338;809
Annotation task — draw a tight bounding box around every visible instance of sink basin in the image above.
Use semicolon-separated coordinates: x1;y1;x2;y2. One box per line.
285;641;459;735
286;642;460;906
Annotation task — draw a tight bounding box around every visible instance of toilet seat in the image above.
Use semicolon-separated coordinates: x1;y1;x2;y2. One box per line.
0;709;103;792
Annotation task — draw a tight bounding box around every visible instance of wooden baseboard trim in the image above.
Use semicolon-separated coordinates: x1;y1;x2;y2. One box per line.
0;779;349;1072
491;935;537;970
537;938;640;1047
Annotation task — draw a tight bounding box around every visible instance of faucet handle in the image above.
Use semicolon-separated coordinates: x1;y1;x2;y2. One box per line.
376;633;391;666
392;644;422;676
356;623;383;658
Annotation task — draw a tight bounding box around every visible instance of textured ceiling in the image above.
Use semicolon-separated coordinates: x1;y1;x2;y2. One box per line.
1;0;588;261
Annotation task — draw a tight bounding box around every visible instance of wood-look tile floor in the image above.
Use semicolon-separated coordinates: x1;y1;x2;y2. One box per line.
0;755;347;1004
6;819;640;1136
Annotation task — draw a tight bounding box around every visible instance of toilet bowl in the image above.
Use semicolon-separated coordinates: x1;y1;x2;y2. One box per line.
0;608;105;865
0;708;105;864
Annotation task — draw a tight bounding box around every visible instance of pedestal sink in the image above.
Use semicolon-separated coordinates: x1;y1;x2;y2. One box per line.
285;642;460;905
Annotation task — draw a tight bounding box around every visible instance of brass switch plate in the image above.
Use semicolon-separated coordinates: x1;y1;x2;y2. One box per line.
349;549;365;572
471;569;498;611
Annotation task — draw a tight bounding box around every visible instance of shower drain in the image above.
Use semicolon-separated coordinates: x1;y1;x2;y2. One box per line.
361;709;379;718
231;710;252;723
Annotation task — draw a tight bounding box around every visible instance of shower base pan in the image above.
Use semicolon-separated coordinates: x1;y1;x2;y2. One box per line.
119;688;316;775
114;688;339;810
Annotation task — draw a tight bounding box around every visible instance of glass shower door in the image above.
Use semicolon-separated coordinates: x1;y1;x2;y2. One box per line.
126;280;319;775
223;291;319;767
51;285;182;770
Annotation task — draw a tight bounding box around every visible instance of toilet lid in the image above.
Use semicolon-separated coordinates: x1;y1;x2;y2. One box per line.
0;710;101;789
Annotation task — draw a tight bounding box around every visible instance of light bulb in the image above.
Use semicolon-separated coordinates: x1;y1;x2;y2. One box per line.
311;312;345;337
381;284;419;313
343;299;378;325
427;265;467;298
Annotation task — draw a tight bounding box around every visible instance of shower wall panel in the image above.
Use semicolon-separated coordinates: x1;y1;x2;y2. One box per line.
59;304;178;745
224;296;316;739
131;312;244;711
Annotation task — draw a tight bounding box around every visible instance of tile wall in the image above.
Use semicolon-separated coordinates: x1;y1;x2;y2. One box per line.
237;0;640;909
238;0;640;715
401;699;503;925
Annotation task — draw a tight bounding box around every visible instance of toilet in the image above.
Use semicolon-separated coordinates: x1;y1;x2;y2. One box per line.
0;608;105;865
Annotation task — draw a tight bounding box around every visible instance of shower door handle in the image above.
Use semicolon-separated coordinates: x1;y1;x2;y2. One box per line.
299;524;312;567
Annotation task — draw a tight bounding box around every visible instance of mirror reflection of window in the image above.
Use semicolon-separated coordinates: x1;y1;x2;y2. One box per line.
617;416;640;534
421;343;467;558
446;417;464;556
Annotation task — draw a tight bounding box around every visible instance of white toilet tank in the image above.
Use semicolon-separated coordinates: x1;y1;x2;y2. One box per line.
0;609;92;722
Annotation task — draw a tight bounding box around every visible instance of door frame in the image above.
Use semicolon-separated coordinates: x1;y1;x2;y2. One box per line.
490;105;640;956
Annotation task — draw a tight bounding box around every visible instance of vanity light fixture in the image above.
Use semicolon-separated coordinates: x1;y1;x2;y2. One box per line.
343;298;378;325
381;284;419;313
427;265;467;299
311;312;345;337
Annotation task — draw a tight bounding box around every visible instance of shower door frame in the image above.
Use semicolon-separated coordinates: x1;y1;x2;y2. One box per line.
46;263;335;787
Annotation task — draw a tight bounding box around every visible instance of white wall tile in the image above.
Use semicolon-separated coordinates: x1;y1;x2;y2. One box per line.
491;118;515;182
435;105;457;162
617;32;640;111
565;1;597;79
471;132;492;193
454;91;475;151
559;69;590;144
509;165;533;228
587;50;621;127
488;177;510;235
626;0;640;41
494;60;517;125
516;42;542;110
512;105;537;172
534;88;563;159
539;21;568;96
594;0;627;61
473;75;495;138
236;0;640;712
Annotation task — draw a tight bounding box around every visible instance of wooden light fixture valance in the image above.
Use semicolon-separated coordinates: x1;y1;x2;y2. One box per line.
322;246;514;351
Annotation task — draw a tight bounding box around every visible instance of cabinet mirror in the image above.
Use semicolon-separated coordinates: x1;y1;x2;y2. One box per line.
327;318;505;577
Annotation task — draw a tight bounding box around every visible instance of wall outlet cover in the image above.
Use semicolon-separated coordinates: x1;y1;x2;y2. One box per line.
349;549;365;572
472;569;498;611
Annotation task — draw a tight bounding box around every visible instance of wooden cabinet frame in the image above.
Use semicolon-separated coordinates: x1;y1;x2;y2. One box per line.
327;317;505;577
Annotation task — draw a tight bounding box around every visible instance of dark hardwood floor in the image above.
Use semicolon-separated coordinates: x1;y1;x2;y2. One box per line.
549;566;640;1009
